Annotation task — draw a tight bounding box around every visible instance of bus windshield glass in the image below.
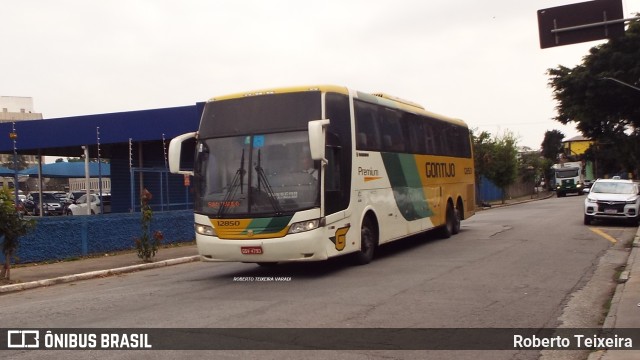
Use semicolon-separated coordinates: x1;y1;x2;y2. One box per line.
556;168;579;178
194;131;319;217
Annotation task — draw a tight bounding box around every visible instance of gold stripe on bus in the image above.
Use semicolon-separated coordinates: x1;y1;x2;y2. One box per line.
364;176;383;182
210;218;291;240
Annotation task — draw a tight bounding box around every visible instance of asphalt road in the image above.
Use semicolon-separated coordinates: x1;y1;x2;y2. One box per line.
1;194;635;360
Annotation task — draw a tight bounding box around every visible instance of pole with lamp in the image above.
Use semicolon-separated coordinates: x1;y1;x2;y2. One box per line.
97;127;103;214
9;122;19;202
82;145;91;215
599;77;640;93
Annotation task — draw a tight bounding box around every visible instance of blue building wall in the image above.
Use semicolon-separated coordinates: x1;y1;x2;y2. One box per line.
11;210;194;264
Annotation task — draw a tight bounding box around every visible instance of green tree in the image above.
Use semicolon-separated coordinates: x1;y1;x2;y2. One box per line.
472;130;519;204
485;132;519;204
540;130;565;187
0;188;35;282
1;155;30;171
541;130;565;161
547;18;640;176
471;129;493;204
471;129;492;187
518;150;543;184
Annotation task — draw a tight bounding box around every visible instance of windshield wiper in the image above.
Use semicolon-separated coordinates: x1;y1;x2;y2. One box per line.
217;149;246;217
254;149;283;215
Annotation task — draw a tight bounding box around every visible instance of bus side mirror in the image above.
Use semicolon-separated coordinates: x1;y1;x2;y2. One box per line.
169;132;197;175
308;119;330;162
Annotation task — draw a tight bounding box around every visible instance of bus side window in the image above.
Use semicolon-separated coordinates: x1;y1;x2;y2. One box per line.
325;146;341;191
355;100;381;151
439;124;452;156
405;114;424;154
379;109;404;152
424;121;436;154
358;133;369;148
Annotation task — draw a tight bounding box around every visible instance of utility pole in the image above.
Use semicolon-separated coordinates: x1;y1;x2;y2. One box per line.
9;122;19;202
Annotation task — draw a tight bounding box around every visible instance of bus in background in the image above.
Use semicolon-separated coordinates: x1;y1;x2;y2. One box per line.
169;85;475;265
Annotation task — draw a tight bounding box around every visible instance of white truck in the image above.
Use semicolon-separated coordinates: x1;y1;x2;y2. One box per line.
553;161;585;197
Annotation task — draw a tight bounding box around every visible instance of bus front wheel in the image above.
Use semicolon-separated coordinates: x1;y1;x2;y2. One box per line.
353;217;377;265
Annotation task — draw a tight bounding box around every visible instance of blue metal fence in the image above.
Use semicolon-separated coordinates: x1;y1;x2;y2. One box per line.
9;210;194;264
478;176;503;202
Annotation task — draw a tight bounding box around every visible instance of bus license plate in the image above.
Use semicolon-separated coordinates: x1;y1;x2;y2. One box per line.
241;246;263;255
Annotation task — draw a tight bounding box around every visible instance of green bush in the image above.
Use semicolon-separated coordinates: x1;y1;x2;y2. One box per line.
0;187;35;280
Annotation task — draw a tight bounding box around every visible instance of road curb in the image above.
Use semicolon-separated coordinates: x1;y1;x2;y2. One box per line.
603;233;640;330
479;191;555;210
0;255;201;294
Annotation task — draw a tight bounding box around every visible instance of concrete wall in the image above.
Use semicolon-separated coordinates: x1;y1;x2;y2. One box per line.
12;210;194;263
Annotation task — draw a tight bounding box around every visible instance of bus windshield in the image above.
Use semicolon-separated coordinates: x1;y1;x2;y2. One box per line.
556;168;579;178
194;131;319;217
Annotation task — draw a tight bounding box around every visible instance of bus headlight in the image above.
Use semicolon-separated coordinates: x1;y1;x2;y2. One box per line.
288;219;320;234
195;223;216;236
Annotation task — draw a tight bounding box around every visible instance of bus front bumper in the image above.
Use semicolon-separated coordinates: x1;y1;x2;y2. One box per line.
195;230;329;263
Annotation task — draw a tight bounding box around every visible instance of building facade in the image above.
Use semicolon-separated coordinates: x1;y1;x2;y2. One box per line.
0;96;44;170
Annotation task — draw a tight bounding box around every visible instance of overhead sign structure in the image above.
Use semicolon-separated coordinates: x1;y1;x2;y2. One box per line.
538;0;625;49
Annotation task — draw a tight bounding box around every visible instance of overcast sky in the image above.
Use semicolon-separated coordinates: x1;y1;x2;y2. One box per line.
3;0;639;149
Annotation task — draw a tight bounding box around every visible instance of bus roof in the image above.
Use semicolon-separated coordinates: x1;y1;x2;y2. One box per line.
208;85;467;128
208;85;350;101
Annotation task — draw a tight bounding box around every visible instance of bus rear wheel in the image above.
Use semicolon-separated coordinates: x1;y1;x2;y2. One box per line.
437;202;456;239
353;217;377;265
452;201;462;235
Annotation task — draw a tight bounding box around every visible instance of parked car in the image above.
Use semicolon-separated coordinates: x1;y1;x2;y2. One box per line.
581;179;594;194
584;178;640;225
66;194;102;215
99;194;111;214
63;191;89;203
24;192;64;216
51;192;68;203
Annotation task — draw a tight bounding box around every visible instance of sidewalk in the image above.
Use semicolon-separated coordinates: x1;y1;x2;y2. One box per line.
1;193;639;359
591;230;640;360
0;243;200;294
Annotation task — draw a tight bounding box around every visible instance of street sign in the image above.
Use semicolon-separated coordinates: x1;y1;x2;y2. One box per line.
538;0;625;49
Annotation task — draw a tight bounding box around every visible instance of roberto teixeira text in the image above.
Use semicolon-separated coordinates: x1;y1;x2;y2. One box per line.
514;334;633;350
